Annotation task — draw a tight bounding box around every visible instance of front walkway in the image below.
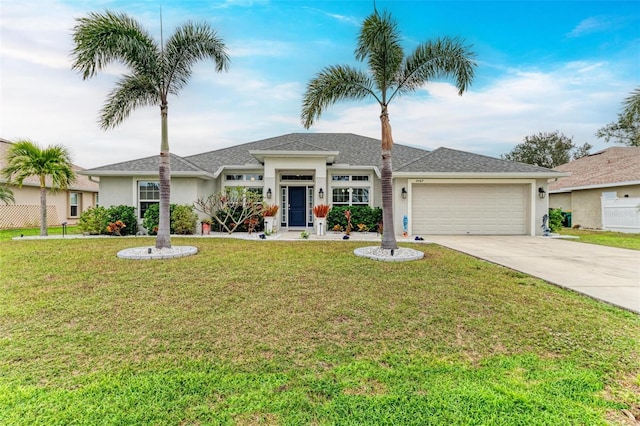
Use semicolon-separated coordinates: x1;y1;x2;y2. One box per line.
427;236;640;314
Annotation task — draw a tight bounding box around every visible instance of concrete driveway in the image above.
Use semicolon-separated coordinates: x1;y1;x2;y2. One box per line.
426;236;640;314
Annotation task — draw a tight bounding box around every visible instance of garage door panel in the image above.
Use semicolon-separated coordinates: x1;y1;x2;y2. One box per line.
411;184;529;235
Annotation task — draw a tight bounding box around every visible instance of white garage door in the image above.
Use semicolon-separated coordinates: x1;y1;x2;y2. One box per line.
411;184;529;235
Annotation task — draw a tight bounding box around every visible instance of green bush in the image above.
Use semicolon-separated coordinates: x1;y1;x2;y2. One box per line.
106;205;138;236
78;206;109;235
327;205;382;232
548;208;564;233
171;205;198;235
142;204;176;235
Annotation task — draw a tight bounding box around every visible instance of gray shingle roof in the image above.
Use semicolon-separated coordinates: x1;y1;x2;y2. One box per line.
185;133;429;172
396;147;560;174
83;133;561;176
88;153;206;173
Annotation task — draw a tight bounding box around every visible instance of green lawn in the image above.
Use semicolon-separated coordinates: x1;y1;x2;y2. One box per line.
0;225;81;242
1;237;638;425
559;228;640;251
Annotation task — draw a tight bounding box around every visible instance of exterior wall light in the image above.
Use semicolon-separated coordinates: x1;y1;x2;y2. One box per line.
318;188;324;199
538;187;546;199
266;188;272;199
401;187;408;199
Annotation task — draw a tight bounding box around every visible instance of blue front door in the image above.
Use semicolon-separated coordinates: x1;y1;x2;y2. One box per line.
288;187;306;227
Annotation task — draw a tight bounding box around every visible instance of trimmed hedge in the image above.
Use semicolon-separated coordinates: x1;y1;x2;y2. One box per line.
327;205;382;232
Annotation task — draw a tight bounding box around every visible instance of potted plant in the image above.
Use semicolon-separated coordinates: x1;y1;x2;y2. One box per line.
313;204;330;235
201;217;212;235
262;204;279;234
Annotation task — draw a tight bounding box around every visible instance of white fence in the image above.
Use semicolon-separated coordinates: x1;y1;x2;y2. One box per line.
601;196;640;233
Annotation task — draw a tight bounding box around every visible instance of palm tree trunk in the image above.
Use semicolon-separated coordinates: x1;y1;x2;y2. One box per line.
39;179;48;236
380;108;398;250
156;103;172;249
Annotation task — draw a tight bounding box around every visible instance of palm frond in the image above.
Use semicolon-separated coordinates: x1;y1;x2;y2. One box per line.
355;10;403;98
163;21;230;96
392;36;476;101
0;184;14;205
2;140;75;190
71;10;159;79
100;74;159;129
622;87;640;124
301;65;377;129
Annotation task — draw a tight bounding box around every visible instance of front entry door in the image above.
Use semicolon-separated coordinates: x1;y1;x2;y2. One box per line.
288;187;306;227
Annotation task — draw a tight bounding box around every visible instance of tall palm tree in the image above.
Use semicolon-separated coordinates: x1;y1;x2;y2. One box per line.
71;11;229;249
302;10;476;250
2;140;76;236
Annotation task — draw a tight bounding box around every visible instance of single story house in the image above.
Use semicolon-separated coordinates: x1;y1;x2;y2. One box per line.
0;138;99;229
81;133;564;236
549;147;640;230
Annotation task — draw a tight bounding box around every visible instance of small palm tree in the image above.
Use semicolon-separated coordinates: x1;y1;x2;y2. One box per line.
2;140;76;236
0;184;14;205
302;10;476;250
71;11;229;249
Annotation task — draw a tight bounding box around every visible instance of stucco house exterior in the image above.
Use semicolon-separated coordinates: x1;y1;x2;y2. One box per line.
80;133;564;236
0;138;99;228
549;147;640;230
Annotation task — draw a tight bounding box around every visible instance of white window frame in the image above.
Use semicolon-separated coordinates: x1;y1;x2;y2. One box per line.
69;192;81;218
138;181;160;219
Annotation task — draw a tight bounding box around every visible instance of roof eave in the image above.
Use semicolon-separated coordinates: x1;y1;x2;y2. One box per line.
549;180;640;193
249;150;339;163
393;172;568;179
79;170;215;179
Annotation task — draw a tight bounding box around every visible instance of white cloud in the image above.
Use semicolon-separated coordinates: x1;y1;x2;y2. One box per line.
307;61;631;158
567;16;619;38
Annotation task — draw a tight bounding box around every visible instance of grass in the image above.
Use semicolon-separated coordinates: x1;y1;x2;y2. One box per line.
0;225;81;242
0;236;639;425
558;228;640;251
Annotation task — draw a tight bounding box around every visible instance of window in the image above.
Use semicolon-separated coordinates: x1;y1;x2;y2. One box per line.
351;188;369;204
332;187;369;206
226;173;264;181
331;174;369;181
69;192;81;217
245;174;263;182
138;181;160;218
281;174;313;181
332;188;350;205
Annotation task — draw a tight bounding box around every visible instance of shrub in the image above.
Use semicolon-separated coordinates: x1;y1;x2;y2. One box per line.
313;204;330;218
106;205;138;235
142;204;176;235
327;205;382;232
78;206;109;235
262;204;279;217
548;208;564;233
106;220;126;236
171;204;198;235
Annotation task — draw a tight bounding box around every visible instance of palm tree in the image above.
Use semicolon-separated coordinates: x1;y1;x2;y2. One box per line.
71;11;229;249
301;10;476;250
2;140;76;236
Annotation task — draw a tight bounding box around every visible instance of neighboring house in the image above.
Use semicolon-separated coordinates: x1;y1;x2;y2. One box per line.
80;133;563;236
549;147;640;230
0;138;99;228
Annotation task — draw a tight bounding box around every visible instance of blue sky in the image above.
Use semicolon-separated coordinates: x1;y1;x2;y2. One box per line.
0;0;638;168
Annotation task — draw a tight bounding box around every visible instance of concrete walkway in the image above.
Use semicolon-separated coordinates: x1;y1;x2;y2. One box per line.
427;236;640;314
